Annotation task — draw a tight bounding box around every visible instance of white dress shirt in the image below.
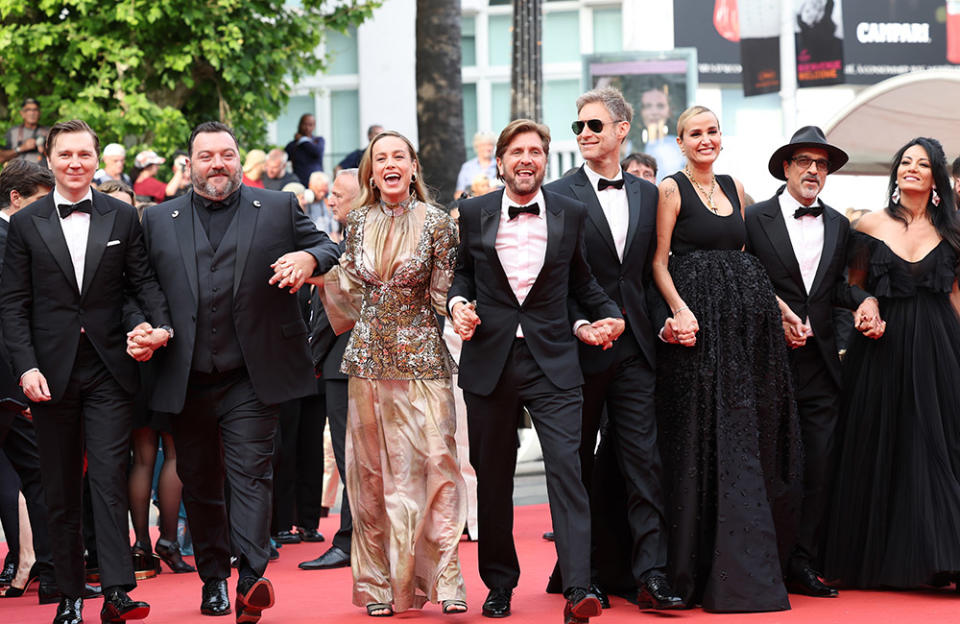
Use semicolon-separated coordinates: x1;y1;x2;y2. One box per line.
779;190;824;335
53;188;93;291
582;164;629;261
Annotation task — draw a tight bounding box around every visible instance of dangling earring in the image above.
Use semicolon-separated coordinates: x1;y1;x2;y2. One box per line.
932;186;941;206
891;183;900;204
411;172;417;182
369;177;375;188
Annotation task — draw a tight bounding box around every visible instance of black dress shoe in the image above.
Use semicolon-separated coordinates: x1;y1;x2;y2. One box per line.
201;578;231;616
272;530;301;544
155;538;197;574
637;575;684;610
542;531;555;542
481;587;511;618
53;596;83;624
235;576;275;624
563;587;602;624
0;558;16;585
786;565;839;598
298;546;350;570
298;528;325;543
589;584;610;609
100;587;150;622
41;582;103;604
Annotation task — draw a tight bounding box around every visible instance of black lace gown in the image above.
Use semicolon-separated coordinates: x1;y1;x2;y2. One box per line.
823;234;960;588
656;173;802;612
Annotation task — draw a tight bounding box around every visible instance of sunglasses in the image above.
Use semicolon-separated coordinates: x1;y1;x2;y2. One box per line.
571;119;623;135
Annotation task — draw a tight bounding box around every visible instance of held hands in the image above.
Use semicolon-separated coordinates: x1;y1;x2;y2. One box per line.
781;305;809;349
20;370;51;403
577;317;625;350
451;301;481;341
672;307;699;347
269;251;317;293
854;297;885;339
126;322;171;362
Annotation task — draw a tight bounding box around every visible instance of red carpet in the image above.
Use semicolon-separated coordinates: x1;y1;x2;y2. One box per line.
2;503;958;623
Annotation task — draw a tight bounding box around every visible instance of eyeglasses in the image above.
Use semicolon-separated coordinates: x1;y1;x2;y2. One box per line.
571;119;623;135
791;156;830;173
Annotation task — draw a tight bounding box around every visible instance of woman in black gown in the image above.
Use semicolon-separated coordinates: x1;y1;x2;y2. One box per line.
652;105;803;612
823;137;960;589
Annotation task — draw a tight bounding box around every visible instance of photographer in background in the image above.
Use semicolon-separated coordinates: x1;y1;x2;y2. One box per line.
0;98;48;166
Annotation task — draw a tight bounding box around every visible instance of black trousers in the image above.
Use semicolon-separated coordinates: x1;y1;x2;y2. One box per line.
464;339;591;591
788;343;840;569
32;336;136;597
272;385;325;532
325;378;352;554
0;413;55;585
172;369;278;583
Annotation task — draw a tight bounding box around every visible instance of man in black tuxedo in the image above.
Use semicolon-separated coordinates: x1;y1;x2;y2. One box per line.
298;168;360;572
449;119;623;624
744;126;882;597
543;87;682;610
130;121;340;623
0;120;171;624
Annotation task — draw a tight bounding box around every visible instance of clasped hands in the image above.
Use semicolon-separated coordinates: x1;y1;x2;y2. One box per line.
451;301;481;341
661;308;699;347
781;297;884;349
268;251;317;293
126;322;171;362
576;318;625;350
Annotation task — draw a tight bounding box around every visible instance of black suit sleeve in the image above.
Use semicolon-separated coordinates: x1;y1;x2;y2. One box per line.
448;208;476;309
568;209;621;321
833;223;871;310
289;194;340;275
0;217;38;376
121;209;171;332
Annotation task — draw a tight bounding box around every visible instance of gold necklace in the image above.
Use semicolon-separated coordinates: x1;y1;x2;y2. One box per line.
684;168;718;214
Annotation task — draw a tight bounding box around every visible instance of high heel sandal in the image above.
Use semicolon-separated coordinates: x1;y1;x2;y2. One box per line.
131;541;160;580
155;538;196;573
366;603;394;617
442;599;468;614
2;563;39;597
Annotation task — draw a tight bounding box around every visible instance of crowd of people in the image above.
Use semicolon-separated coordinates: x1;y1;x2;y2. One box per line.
0;84;958;624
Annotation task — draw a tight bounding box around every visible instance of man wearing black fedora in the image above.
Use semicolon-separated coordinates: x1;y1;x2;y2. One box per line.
744;126;883;598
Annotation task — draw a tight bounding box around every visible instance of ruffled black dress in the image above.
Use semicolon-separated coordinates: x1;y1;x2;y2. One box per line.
656;173;802;612
823;234;960;588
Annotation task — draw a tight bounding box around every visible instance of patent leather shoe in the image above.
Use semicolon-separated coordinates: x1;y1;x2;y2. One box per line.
481;587;511;618
201;578;231;616
235;576;275;624
37;580;100;605
155;538;196;573
590;584;610;609
53;596;83;624
786;565;838;598
298;546;349;570
100;587;150;622
2;563;39;597
0;558;15;585
637;575;684;610
298;528;325;542
563;587;602;624
272;530;301;544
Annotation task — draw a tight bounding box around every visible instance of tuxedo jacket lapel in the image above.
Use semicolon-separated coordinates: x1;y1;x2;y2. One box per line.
758;202;805;293
174;196;199;306
571;168;619;260
80;194;118;300
479;193;519;306
32;199;80;295
234;188;260;296
622;175;644;261
809;208;840;297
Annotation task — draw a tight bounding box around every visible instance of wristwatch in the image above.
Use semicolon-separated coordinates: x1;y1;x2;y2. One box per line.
157;325;175;341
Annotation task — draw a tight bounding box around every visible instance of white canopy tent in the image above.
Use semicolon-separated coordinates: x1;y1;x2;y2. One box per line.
825;69;960;175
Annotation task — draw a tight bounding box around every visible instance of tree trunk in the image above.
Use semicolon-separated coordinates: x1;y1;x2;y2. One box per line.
416;0;466;207
511;0;542;122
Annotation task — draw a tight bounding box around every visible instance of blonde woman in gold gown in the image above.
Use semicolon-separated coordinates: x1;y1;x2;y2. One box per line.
313;131;467;617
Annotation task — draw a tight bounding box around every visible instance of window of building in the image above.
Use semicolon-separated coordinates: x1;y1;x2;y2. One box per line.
488;14;512;66
274;95;316;148
330;89;360;169
327;26;359;75
491;82;512;134
462;16;477;66
543;11;580;63
593;7;623;53
543;79;581;140
463;83;479;153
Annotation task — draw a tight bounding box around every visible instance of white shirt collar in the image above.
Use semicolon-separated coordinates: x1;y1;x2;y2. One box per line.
53;187;93;217
778;188;821;219
0;211;10;222
582;163;624;189
500;188;546;219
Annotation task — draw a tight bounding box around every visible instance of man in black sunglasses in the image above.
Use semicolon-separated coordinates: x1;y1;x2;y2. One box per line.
544;87;683;610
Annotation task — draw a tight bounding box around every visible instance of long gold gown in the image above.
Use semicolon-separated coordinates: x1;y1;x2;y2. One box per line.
321;198;467;611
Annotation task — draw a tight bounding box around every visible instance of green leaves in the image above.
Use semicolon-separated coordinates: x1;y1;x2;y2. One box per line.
0;0;380;158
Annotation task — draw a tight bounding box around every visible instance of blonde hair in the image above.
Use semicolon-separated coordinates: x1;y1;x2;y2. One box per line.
676;105;719;139
357;131;431;207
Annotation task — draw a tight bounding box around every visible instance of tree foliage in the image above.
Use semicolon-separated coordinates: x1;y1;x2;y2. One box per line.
0;0;379;157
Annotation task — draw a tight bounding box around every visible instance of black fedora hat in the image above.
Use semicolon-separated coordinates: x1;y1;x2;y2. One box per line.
767;125;848;181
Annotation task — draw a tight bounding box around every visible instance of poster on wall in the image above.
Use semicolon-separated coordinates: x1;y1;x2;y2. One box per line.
795;0;845;87
582;49;698;181
740;0;782;96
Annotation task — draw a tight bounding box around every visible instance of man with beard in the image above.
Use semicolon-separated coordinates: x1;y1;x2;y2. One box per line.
744;126;880;598
448;119;623;624
128;121;341;623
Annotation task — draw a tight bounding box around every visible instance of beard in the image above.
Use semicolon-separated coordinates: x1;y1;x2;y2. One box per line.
191;166;242;200
502;167;545;198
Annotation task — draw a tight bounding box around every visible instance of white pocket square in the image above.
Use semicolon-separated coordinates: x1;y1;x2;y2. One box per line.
106;240;121;247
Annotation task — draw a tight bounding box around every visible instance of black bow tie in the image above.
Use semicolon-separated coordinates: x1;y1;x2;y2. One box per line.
57;199;92;219
508;204;540;220
793;205;823;219
597;178;624;191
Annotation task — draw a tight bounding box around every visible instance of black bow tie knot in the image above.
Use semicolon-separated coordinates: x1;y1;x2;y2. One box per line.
58;200;92;219
597;178;624;191
793;205;823;219
508;203;540;220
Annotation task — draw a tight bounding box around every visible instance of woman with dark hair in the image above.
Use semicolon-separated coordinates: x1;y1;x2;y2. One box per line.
652;105;802;612
822;137;960;589
310;131;467;617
